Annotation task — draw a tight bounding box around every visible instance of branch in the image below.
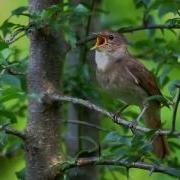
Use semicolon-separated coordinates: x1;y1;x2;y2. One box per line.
50;93;180;137
5;27;26;45
0;124;26;140
171;86;180;132
117;24;180;33
85;0;96;37
76;24;180;45
80;0;96;64
54;157;179;178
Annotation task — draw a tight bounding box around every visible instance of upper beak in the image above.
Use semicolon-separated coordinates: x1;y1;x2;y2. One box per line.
90;35;107;50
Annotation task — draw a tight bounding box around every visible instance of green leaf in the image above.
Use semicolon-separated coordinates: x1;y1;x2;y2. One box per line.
169;141;180;152
114;149;127;156
151;0;180;17
0;74;21;88
168;80;180;96
144;129;157;140
103;131;131;146
144;95;169;106
0;39;9;51
0;88;25;102
1;48;11;60
158;5;178;17
124;155;141;163
74;4;89;14
166;18;180;26
11;6;28;16
159;65;171;87
5;142;22;158
142;0;151;6
16;168;26;180
131;133;144;147
64;30;77;47
0;131;8;145
134;0;151;8
0;110;17;123
0;20;16;37
128;133;153;156
40;6;58;19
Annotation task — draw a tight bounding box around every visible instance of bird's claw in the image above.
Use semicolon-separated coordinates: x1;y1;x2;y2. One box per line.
112;105;129;121
112;112;121;121
129;120;138;129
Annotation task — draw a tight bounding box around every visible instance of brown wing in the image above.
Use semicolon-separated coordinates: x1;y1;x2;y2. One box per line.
125;57;161;96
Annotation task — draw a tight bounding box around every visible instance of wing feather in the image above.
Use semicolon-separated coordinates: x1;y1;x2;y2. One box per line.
125;58;161;96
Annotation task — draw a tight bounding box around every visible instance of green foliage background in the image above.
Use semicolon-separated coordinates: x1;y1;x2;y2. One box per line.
0;0;180;179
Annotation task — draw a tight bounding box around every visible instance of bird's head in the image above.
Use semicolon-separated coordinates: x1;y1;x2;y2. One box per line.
91;30;127;55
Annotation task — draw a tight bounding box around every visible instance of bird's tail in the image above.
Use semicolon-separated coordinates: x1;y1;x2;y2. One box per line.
143;102;170;159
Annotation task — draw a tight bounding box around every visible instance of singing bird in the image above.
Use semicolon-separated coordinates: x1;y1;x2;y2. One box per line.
91;30;169;159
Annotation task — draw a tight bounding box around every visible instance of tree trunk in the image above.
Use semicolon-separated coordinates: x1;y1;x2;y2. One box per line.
25;0;65;179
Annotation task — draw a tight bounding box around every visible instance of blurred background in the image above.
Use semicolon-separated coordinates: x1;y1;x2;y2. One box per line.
0;0;180;179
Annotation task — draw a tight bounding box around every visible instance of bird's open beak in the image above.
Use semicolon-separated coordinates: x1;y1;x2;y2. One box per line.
90;35;107;50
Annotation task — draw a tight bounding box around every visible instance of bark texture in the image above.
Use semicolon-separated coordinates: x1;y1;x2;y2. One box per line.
26;0;65;179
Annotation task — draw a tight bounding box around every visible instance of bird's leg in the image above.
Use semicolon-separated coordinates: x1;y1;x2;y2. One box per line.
129;104;148;130
136;105;148;123
112;104;129;121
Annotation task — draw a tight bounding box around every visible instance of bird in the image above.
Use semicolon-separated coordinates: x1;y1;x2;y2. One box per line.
91;30;169;159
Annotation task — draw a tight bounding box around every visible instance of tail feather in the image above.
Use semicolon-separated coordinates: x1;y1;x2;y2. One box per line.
143;102;170;159
153;135;170;159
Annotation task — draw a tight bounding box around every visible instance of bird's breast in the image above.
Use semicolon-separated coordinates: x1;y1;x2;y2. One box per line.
96;68;147;106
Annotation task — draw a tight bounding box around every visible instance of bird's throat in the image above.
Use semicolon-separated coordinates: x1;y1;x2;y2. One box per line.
95;51;111;71
95;47;127;71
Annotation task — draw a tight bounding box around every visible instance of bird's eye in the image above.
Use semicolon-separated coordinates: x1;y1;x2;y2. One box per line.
109;34;114;40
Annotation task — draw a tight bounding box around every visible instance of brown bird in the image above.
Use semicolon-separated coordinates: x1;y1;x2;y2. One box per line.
91;30;169;159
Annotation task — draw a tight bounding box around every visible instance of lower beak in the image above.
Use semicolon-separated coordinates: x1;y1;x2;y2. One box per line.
90;36;107;50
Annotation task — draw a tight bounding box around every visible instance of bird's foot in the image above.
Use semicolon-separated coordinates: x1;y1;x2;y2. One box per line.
112;111;121;121
129;120;138;130
112;104;129;121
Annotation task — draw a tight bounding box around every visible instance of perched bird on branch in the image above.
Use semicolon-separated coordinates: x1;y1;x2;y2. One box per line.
91;30;169;159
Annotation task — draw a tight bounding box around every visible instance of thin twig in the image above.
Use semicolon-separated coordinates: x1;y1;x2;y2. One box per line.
5;27;26;44
49;93;180;137
113;104;129;119
136;106;148;123
7;33;26;45
119;104;129;113
0;124;26;140
129;106;148;135
54;157;179;178
5;23;34;45
76;24;180;45
149;164;156;176
85;0;96;37
118;24;180;33
63;120;110;132
6;68;26;75
171;87;180;132
80;0;96;63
